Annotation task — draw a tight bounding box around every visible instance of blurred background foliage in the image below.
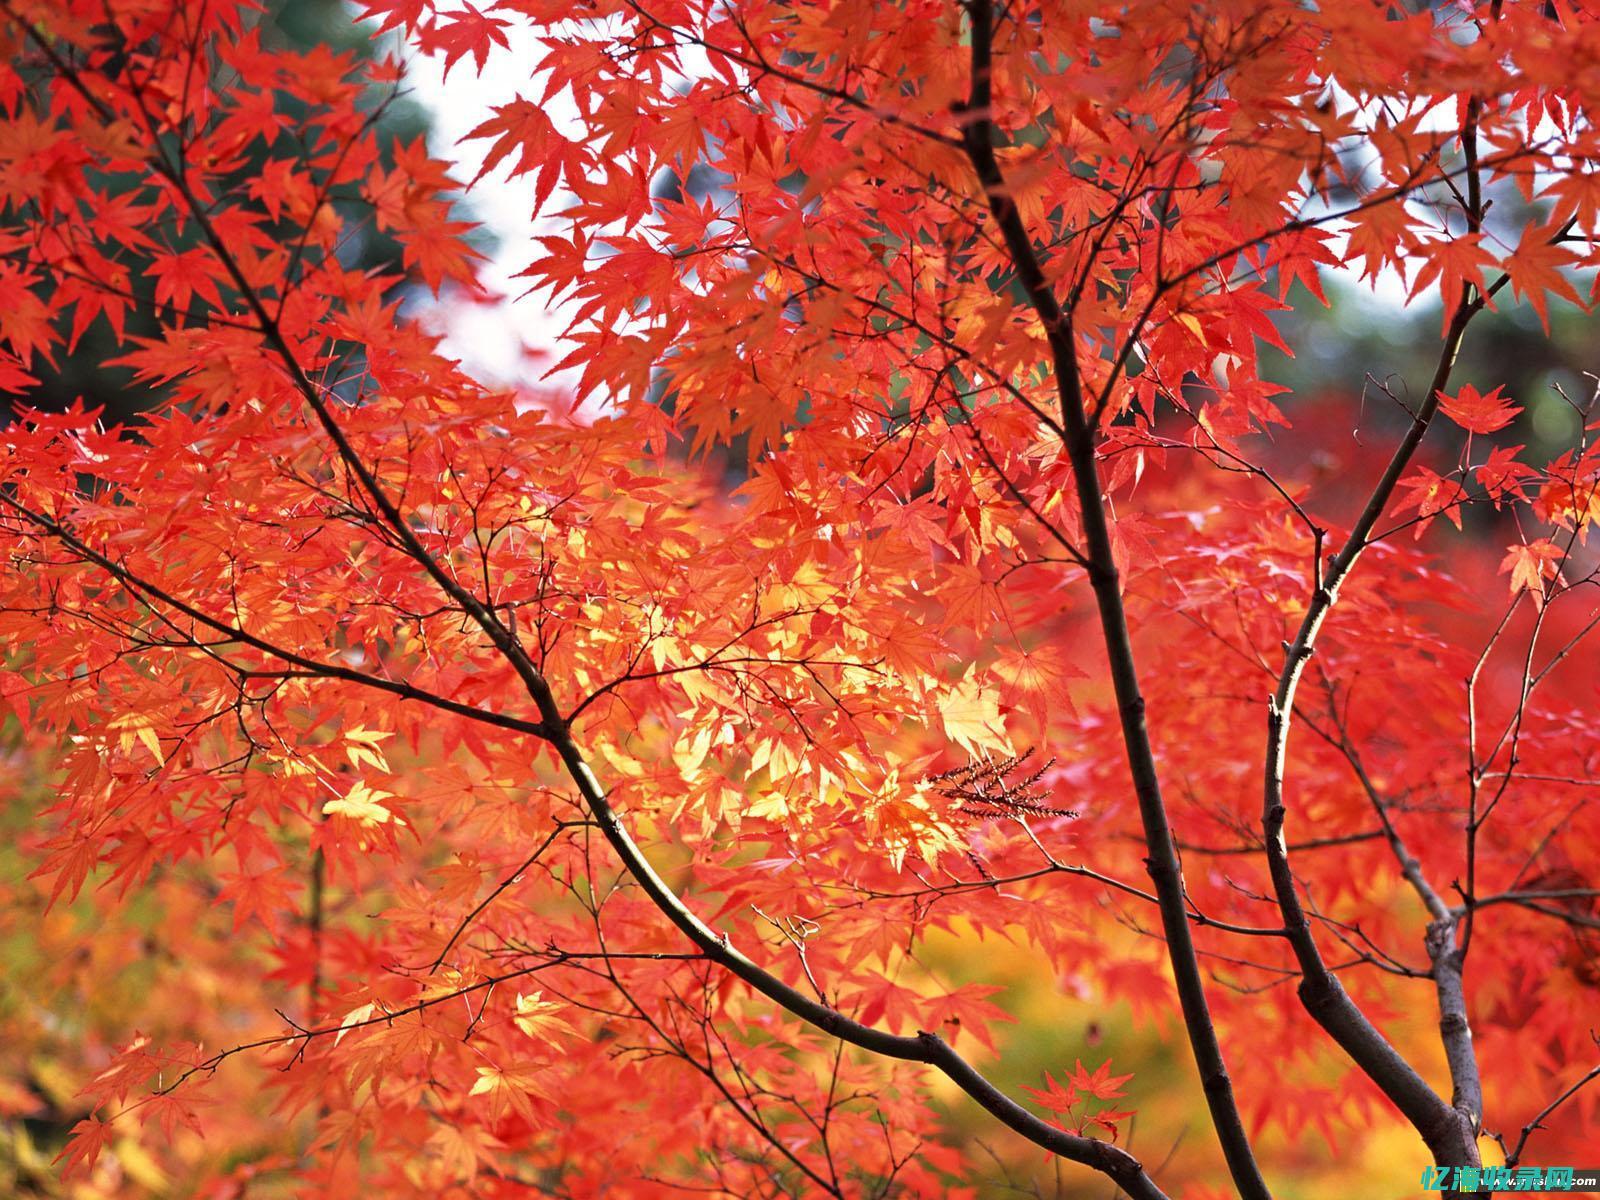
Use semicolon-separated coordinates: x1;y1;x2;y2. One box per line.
1271;278;1593;473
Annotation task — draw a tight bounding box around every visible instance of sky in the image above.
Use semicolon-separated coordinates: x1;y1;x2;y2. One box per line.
405;26;581;393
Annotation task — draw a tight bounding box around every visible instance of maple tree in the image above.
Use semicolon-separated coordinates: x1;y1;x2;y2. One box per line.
3;0;1600;1196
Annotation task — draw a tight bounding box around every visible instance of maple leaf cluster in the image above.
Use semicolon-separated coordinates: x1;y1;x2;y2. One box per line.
1;0;1599;1197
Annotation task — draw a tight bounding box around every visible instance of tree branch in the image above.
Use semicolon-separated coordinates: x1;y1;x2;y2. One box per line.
954;4;1269;1197
1259;95;1494;1167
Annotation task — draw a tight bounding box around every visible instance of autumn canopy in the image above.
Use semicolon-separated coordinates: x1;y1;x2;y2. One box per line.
2;0;1599;1196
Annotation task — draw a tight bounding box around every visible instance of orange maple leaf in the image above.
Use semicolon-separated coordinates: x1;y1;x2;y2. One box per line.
1499;539;1563;604
54;1116;113;1179
1503;227;1583;331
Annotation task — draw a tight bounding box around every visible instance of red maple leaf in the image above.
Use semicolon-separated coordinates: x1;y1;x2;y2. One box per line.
1437;383;1519;435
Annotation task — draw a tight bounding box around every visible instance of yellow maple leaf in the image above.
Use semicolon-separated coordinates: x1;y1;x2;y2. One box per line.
344;726;393;773
334;1002;377;1046
106;712;163;765
468;1064;549;1122
938;670;1011;755
512;991;577;1047
322;782;401;827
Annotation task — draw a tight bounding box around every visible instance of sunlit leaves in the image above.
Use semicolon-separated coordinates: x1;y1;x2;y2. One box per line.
938;670;1012;756
511;991;577;1048
336;1003;379;1047
468;1064;551;1124
105;712;165;765
323;782;402;828
344;727;395;773
1499;540;1562;604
